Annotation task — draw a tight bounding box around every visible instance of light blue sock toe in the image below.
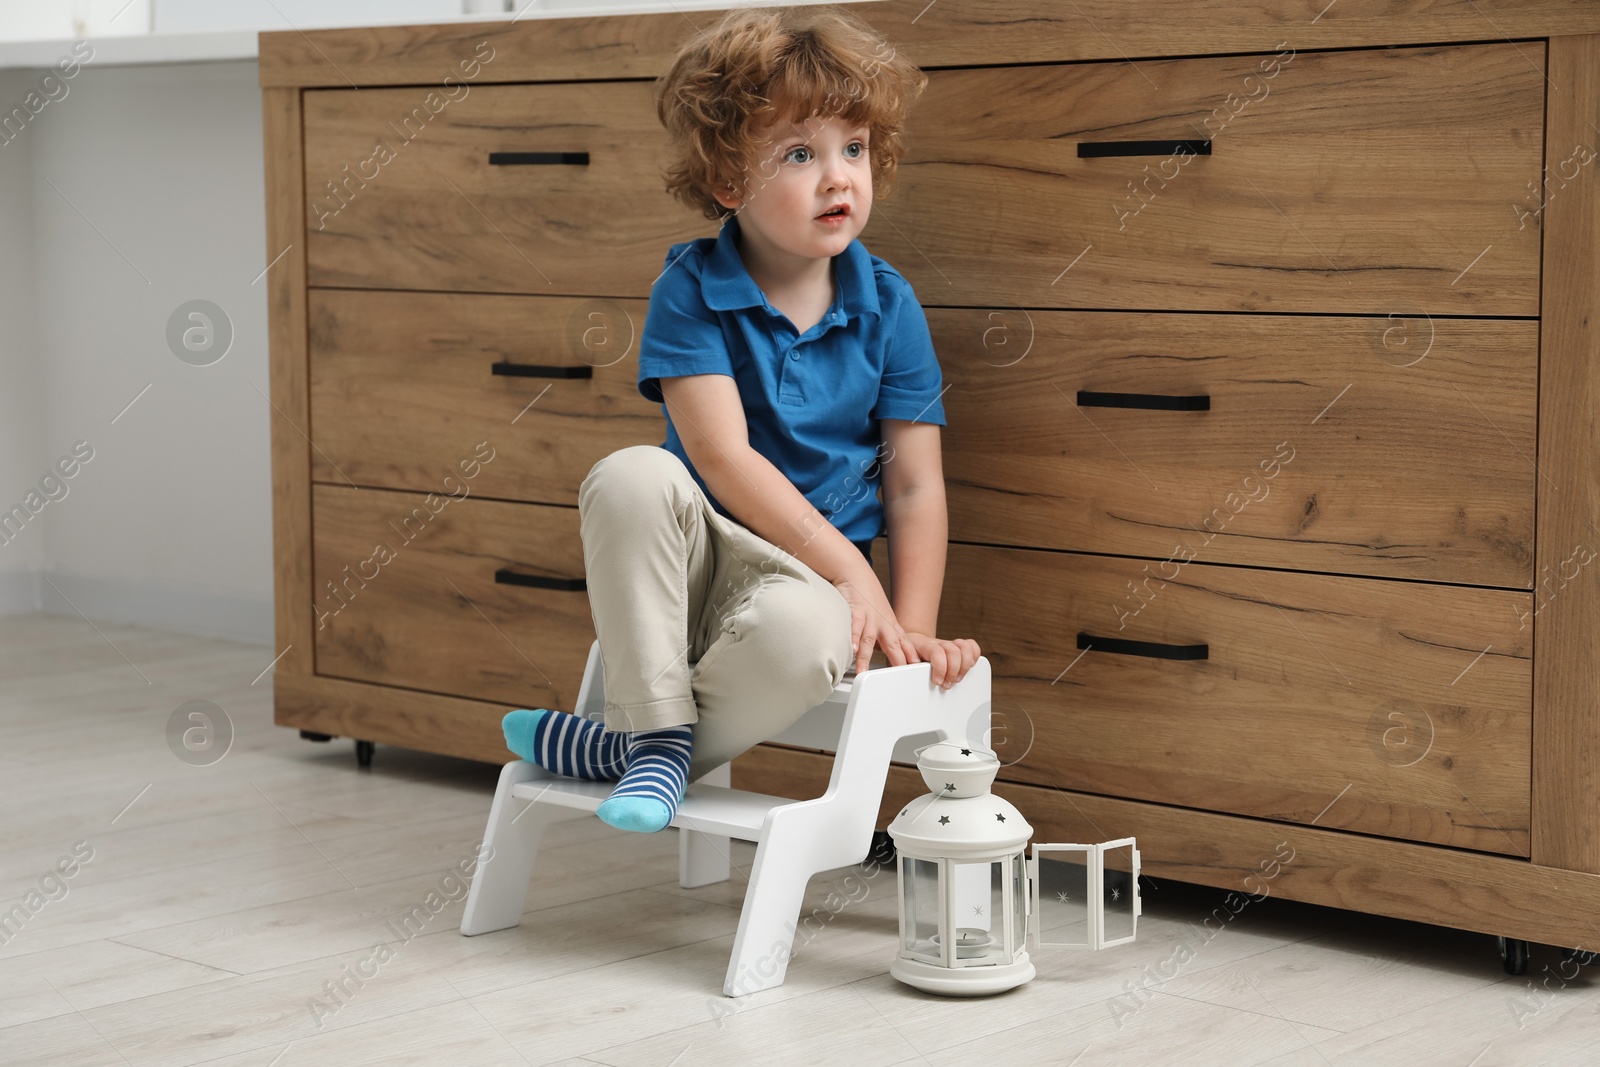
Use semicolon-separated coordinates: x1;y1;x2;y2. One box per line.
596;794;674;833
501;709;549;762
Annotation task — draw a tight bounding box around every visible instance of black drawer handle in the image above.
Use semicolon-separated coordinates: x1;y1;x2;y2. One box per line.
488;151;590;166
486;151;595;165
495;568;587;592
1078;390;1210;411
1078;139;1211;158
491;361;594;379
1078;632;1209;660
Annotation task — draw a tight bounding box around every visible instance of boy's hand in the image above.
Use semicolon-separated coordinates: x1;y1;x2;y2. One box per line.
832;572;921;677
902;632;981;690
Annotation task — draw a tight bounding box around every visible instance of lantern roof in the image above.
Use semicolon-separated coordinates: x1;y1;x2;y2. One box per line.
889;792;1033;857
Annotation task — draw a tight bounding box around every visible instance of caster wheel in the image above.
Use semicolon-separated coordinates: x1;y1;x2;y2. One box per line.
867;830;896;865
1499;936;1530;976
299;730;333;742
355;739;375;768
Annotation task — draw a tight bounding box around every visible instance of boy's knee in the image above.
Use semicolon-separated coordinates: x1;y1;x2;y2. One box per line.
685;585;852;780
581;446;690;513
583;444;676;486
748;581;852;695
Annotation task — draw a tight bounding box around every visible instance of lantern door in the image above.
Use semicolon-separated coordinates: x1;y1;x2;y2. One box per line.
1029;838;1141;950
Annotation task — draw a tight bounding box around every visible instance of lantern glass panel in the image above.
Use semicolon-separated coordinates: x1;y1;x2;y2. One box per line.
949;860;1010;967
1102;840;1140;947
1033;845;1093;947
1011;852;1026;952
901;856;941;961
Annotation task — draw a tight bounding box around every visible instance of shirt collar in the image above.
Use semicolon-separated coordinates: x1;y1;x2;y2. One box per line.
699;212;881;323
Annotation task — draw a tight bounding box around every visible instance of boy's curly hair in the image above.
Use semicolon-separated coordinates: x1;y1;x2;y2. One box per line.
655;5;928;222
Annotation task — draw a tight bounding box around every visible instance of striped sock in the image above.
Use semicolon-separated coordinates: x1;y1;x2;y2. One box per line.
501;709;627;780
595;725;694;833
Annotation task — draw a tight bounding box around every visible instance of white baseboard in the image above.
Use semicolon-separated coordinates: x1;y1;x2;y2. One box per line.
0;565;272;646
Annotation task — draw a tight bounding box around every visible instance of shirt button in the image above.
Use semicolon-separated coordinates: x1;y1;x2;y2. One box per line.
789;351;799;361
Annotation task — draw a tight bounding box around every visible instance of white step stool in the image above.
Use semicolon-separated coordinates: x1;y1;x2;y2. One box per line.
460;638;992;997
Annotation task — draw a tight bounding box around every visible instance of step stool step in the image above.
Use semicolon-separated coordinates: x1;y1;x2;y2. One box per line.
508;774;796;840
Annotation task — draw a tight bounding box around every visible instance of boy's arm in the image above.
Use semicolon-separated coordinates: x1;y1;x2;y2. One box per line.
879;418;947;636
660;374;873;588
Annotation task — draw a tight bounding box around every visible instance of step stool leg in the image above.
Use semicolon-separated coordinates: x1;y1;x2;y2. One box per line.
680;763;733;889
722;805;857;998
461;761;564;936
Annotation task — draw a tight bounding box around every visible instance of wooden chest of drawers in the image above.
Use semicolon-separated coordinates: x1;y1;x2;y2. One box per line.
261;3;1600;955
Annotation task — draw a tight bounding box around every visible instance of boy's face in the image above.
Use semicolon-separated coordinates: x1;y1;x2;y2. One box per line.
716;109;873;268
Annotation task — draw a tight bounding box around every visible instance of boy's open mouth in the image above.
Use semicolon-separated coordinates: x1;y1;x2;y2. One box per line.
818;205;849;218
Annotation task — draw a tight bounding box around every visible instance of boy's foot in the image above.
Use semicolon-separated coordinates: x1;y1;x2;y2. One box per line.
595;724;694;833
501;709;627;780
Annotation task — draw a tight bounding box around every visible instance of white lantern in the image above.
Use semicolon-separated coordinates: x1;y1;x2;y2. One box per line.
887;740;1142;996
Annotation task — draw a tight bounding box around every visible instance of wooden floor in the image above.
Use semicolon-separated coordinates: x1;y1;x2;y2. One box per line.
1;613;1596;1066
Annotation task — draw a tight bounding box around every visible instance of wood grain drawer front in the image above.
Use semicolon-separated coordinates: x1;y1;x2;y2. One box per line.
934;309;1537;588
302;82;711;295
938;544;1532;855
309;289;662;505
312;484;592;710
871;42;1542;315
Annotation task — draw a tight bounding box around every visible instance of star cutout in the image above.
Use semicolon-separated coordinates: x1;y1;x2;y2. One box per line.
995;813;1007;823
944;783;956;792
972;904;985;917
938;815;950;825
961;748;972;756
1056;890;1071;903
1109;886;1122;902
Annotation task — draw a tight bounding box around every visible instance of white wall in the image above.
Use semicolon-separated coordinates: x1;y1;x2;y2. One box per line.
1;58;273;645
0;69;46;614
151;0;462;35
0;0;151;41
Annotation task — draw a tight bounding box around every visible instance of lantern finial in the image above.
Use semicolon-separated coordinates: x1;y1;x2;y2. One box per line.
915;739;1000;797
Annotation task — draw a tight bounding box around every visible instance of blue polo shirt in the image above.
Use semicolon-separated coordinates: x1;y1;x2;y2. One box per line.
637;212;946;567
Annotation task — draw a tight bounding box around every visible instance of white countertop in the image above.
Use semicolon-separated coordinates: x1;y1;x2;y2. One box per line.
0;2;840;72
0;29;259;70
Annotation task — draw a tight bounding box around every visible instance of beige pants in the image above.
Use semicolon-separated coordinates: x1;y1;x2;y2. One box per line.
577;445;855;783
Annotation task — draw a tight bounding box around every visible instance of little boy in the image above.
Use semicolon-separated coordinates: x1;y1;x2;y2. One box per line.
503;5;981;833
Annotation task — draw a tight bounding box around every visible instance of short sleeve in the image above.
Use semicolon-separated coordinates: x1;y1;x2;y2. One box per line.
637;247;733;403
871;280;947;425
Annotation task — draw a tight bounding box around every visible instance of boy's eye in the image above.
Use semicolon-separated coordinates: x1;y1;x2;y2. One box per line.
782;141;868;165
